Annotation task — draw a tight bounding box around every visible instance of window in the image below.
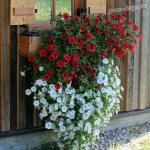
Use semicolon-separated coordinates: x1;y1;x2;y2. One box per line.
35;0;72;22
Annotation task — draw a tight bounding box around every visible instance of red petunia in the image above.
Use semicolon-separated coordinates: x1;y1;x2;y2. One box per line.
63;13;70;20
66;26;71;30
80;25;86;32
51;51;59;59
55;83;61;90
43;74;50;81
68;37;76;45
77;37;84;47
72;61;79;68
88;70;95;76
73;15;78;21
48;38;54;44
116;50;125;58
94;26;100;33
56;60;64;68
51;44;57;50
64;54;71;62
122;43;128;49
48;69;54;75
98;51;107;58
94;17;100;24
61;34;67;40
86;43;95;52
62;72;69;79
85;33;93;40
39;49;47;58
28;55;34;62
33;62;38;69
138;34;142;40
84;16;90;24
105;29;109;36
45;45;52;52
72;54;79;61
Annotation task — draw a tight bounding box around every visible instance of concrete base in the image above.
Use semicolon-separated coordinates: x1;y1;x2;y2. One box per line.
0;109;149;150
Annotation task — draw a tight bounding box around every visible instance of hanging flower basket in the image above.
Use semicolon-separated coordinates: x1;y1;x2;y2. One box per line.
24;12;141;150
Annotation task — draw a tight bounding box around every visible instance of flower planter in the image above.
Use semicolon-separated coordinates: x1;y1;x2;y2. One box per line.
18;33;41;56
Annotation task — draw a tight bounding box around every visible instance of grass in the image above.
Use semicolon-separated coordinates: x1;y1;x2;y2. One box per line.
109;133;150;150
35;0;71;21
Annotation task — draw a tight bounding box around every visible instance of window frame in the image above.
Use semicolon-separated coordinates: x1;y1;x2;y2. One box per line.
29;0;76;29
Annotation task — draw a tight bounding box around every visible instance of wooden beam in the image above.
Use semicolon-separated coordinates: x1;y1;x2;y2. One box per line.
0;0;10;131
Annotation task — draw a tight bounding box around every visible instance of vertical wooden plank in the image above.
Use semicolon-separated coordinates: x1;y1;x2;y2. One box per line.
138;0;148;109
74;0;85;15
10;26;18;130
0;0;10;131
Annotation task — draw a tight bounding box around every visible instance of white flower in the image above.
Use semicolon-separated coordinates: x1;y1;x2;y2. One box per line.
59;121;63;127
36;79;43;86
40;98;48;107
84;122;92;133
57;98;62;104
96;100;103;109
54;103;59;110
93;129;100;137
33;100;39;107
45;122;53;129
49;90;57;99
49;84;55;90
42;87;47;92
31;86;37;92
59;126;66;132
39;108;48;119
25;89;31;96
61;106;67;112
39;66;43;71
33;96;37;99
102;58;109;64
42;81;47;86
20;71;25;77
48;105;53;113
84;90;92;97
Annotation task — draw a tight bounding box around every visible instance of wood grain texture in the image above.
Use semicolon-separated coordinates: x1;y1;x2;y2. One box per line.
86;0;106;14
0;0;10;131
10;0;35;25
14;7;35;16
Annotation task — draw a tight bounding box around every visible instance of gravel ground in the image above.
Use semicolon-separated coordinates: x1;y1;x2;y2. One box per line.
93;122;150;150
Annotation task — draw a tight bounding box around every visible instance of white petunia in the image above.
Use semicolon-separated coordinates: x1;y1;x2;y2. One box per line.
49;84;55;90
42;81;47;86
31;86;37;92
102;58;109;64
40;98;48;107
49;90;57;99
20;71;25;77
33;100;39;107
84;122;92;134
61;106;68;112
39;66;43;71
54;103;59;110
36;79;43;86
57;98;62;104
25;89;31;96
59;126;66;132
45;122;53;129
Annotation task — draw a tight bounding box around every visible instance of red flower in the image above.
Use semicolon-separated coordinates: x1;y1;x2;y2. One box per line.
98;51;107;58
128;43;135;52
56;60;64;68
86;43;95;52
94;17;100;24
98;84;103;89
28;55;34;62
133;24;138;31
51;44;57;50
55;83;61;90
61;34;67;40
48;69;54;75
62;72;69;79
84;16;90;24
51;51;59;59
33;62;38;69
94;26;100;33
122;43;128;49
88;70;95;76
72;54;79;61
43;74;50;81
73;16;78;21
63;13;70;20
48;38;54;44
77;37;84;47
85;33;93;40
116;50;125;58
45;45;52;52
39;49;47;58
64;54;71;62
105;29;109;36
68;37;76;45
80;25;86;32
66;26;71;30
72;61;79;68
138;34;142;40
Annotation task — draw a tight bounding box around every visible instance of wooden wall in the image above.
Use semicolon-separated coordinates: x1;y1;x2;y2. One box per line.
0;0;149;133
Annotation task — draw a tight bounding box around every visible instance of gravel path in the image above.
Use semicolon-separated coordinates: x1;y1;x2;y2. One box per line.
93;122;150;150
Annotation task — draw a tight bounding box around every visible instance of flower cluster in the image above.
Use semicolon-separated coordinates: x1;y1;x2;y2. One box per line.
26;59;122;149
25;13;140;149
